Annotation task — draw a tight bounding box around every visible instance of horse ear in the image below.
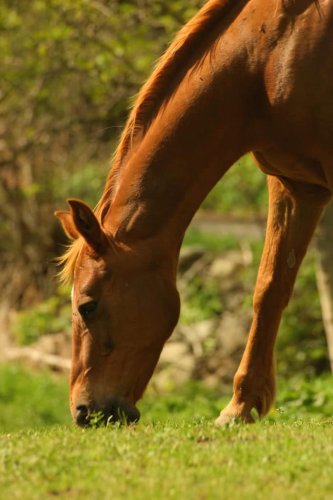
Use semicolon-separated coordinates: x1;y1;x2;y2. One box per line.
55;210;80;240
67;199;109;254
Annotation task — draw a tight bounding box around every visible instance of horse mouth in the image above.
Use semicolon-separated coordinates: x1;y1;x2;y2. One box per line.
75;400;140;427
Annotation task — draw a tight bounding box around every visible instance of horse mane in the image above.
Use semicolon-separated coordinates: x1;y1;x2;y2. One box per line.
57;238;84;284
97;0;233;215
58;0;234;283
114;0;233;167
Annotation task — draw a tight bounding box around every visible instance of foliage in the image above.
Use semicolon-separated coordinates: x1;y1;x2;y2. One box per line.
278;253;329;377
277;375;333;418
236;240;330;376
203;155;268;215
180;275;222;325
0;0;268;312
47;161;111;209
0;0;203;306
13;232;330;377
13;285;71;345
187;231;329;376
183;229;241;252
1;1;330;388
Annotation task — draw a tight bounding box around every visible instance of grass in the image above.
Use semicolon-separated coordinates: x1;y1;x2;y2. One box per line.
1;419;333;499
0;364;70;432
0;364;333;498
4;215;331;497
0;421;330;498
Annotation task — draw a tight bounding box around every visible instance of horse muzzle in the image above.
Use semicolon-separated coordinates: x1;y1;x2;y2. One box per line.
74;399;140;427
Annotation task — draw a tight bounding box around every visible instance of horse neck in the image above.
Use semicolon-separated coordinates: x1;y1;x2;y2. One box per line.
103;14;257;257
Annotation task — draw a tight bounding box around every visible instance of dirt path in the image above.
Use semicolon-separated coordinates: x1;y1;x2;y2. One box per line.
191;212;266;239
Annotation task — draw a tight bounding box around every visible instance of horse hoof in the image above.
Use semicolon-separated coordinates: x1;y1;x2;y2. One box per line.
215;410;255;427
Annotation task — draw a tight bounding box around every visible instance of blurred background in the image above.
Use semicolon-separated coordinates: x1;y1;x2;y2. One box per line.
1;0;332;432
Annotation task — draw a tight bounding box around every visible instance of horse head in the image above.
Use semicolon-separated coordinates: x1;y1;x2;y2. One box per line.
56;199;180;426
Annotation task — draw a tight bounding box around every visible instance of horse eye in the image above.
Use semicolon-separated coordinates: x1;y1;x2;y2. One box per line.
78;300;98;320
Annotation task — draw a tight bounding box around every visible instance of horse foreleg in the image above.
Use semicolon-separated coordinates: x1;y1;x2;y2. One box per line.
216;175;331;425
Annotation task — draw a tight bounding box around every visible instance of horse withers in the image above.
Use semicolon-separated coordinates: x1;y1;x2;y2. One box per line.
56;0;333;426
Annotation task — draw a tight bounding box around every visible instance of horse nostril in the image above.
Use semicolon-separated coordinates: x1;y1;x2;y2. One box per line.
75;404;89;426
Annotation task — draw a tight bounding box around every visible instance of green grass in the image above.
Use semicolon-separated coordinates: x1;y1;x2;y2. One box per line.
0;364;333;498
0;364;70;432
1;420;333;499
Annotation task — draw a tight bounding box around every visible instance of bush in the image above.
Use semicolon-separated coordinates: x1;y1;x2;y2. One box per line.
13;285;71;345
203;155;268;215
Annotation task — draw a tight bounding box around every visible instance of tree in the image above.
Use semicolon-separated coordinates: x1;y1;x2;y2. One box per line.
0;0;202;307
316;202;333;373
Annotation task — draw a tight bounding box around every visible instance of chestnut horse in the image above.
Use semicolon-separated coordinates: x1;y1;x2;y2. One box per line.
56;0;333;426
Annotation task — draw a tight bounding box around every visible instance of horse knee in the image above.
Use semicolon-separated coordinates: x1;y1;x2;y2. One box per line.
253;276;293;315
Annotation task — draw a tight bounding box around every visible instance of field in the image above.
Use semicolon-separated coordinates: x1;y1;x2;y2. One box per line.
1;364;333;499
3;3;333;498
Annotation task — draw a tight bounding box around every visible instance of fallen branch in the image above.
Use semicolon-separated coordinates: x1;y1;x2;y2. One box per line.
5;346;71;371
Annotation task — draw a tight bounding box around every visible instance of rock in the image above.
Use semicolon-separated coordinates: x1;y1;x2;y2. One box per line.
179;319;218;357
154;341;195;390
216;312;248;356
209;250;245;279
159;341;189;364
34;331;71;359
